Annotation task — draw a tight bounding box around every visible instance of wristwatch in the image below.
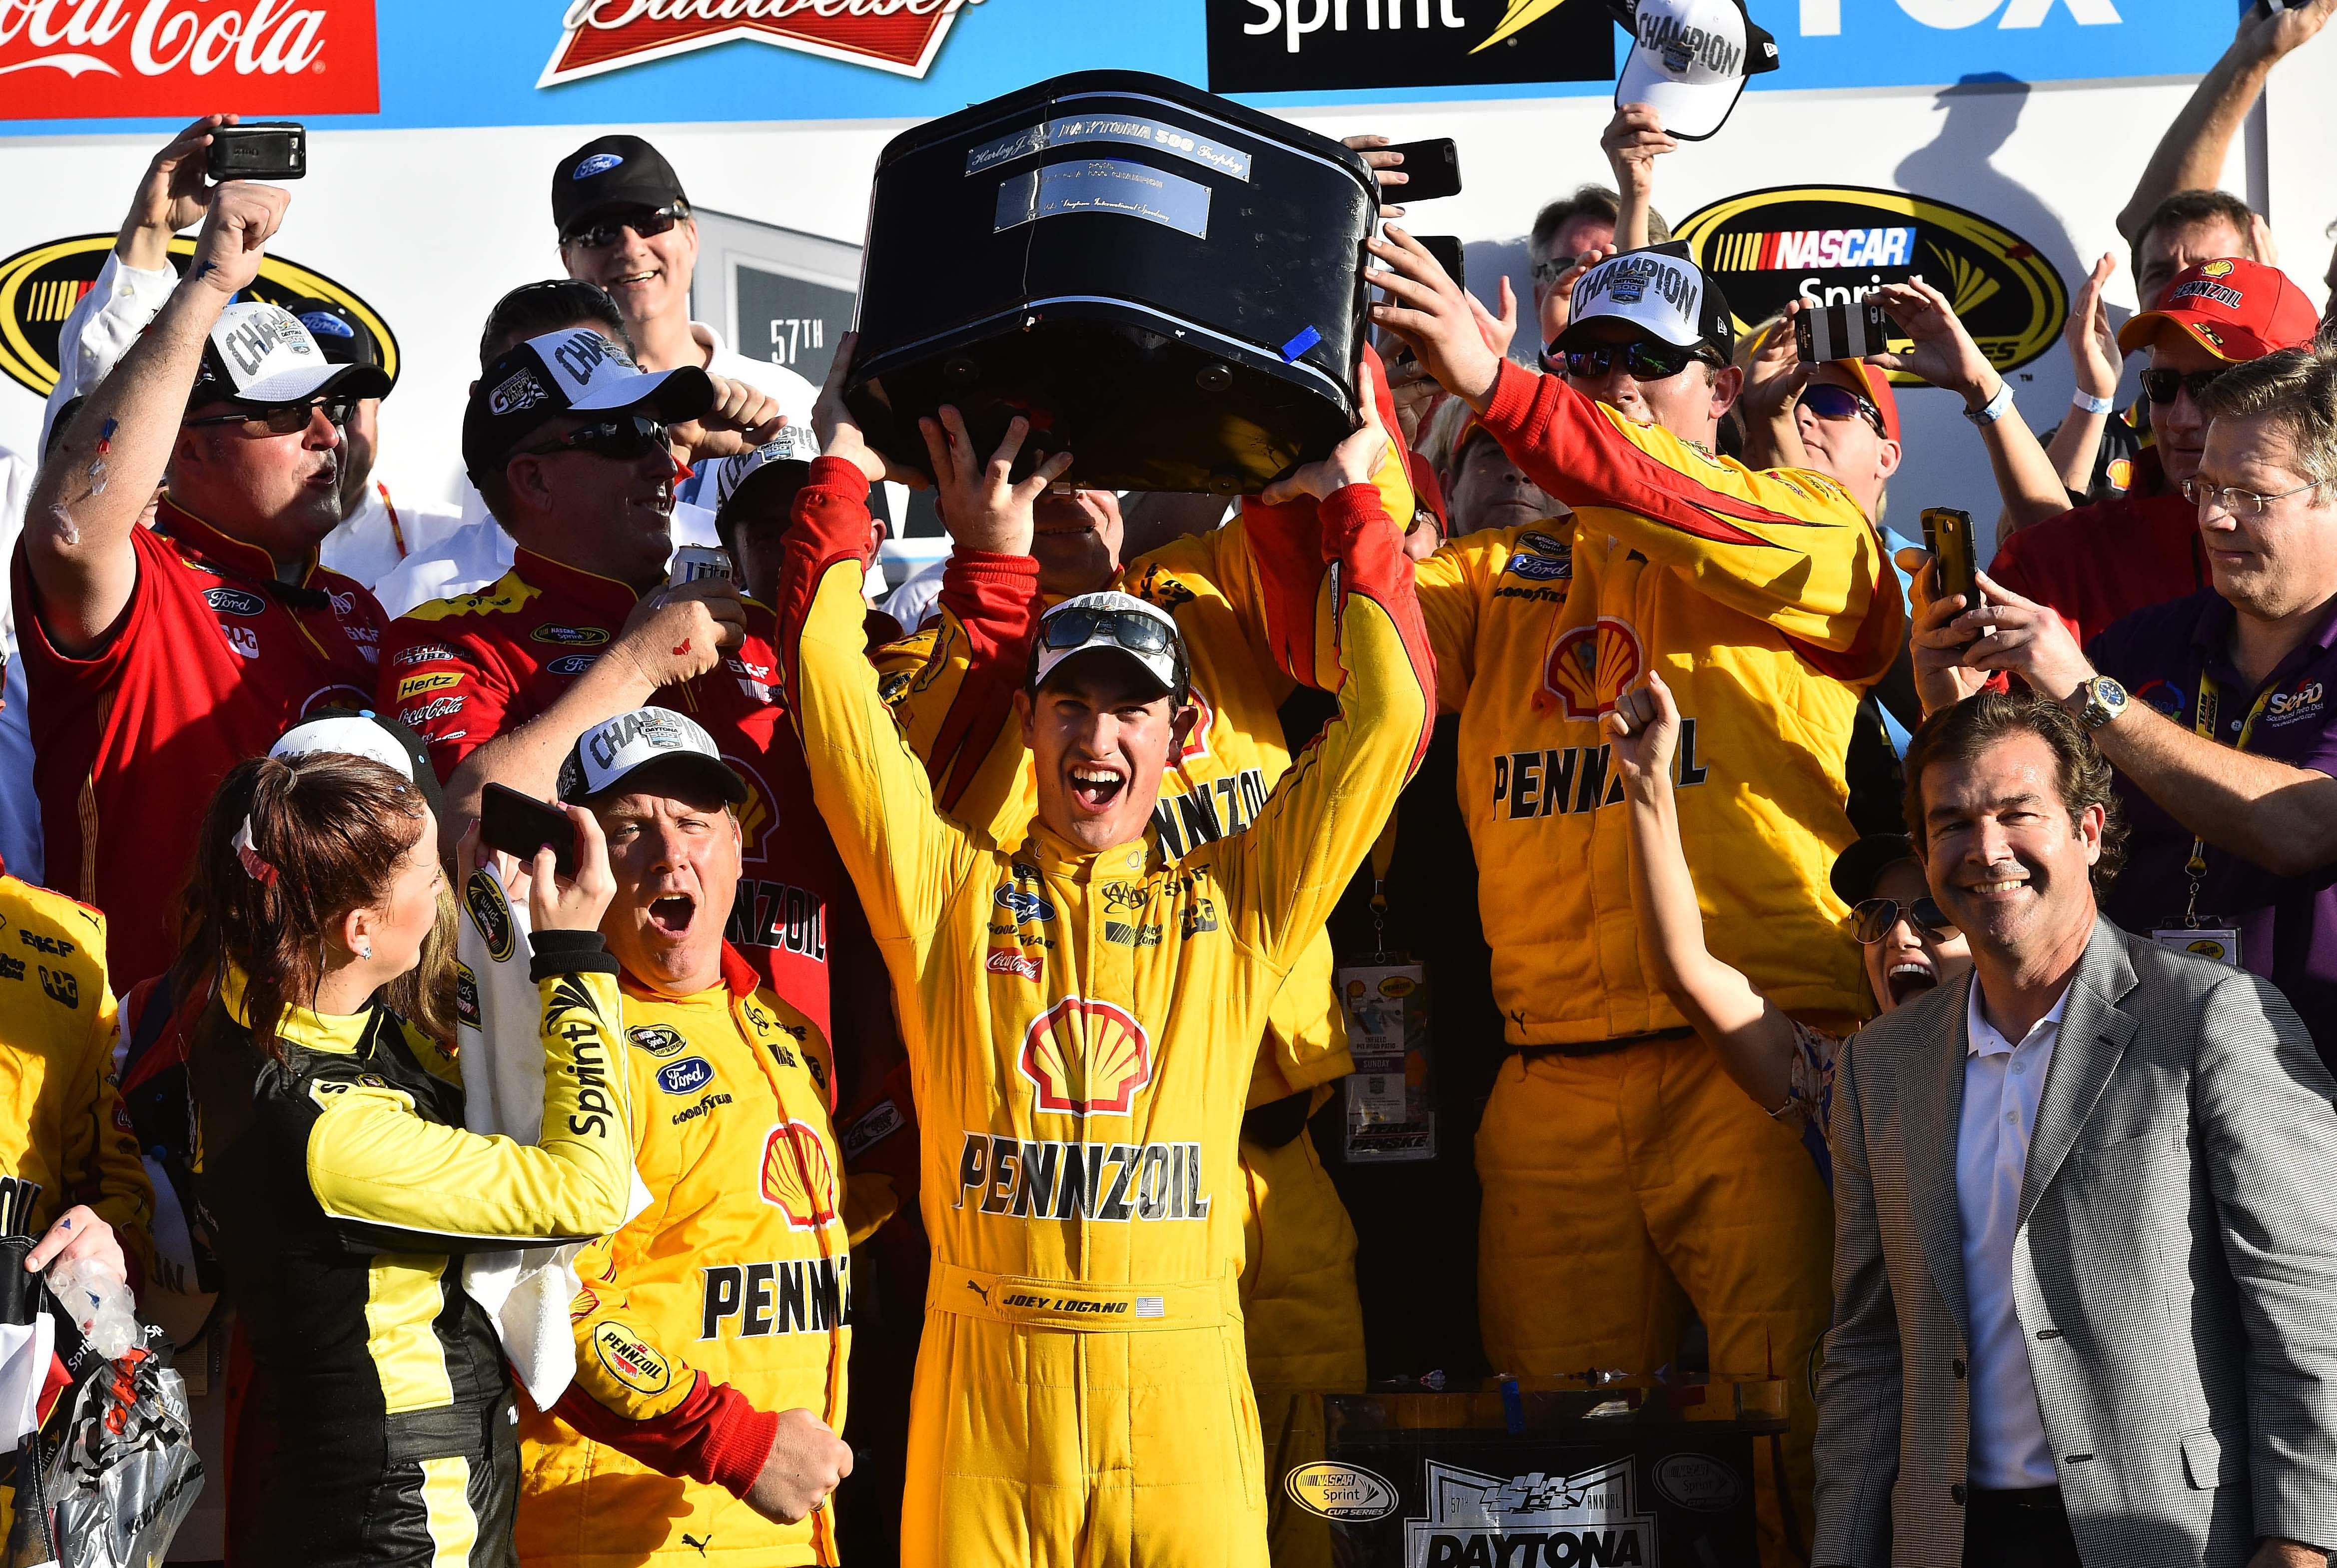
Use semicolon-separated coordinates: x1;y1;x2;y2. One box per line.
2072;674;2130;731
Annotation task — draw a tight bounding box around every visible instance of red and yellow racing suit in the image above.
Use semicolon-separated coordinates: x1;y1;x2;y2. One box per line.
518;946;862;1568
778;455;1431;1568
1309;361;1899;1563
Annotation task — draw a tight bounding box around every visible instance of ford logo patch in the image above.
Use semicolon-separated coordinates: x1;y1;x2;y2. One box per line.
204;586;266;617
657;1057;715;1096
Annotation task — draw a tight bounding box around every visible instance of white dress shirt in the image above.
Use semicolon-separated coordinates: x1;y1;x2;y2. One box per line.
1958;976;2068;1489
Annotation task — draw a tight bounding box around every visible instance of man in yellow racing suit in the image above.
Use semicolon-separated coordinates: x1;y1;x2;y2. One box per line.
516;707;876;1568
776;349;1431;1568
1362;234;1906;1563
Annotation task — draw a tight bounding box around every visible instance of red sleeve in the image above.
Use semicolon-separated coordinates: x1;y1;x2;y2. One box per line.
776;457;881;715
1477;358;1812;545
549;1370;779;1496
927;549;1041;812
376;621;513;781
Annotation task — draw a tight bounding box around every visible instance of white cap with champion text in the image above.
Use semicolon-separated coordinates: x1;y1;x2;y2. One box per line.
1614;0;1779;142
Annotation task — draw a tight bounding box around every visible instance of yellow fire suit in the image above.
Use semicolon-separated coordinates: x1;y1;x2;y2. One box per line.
776;455;1431;1568
0;877;152;1546
1320;361;1899;1564
517;946;857;1568
873;518;1370;1565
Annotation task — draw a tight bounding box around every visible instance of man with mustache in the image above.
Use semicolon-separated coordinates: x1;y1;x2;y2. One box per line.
1814;690;2337;1568
13;182;390;987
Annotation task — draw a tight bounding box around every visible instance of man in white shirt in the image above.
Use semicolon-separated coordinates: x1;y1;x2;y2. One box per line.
1814;691;2337;1568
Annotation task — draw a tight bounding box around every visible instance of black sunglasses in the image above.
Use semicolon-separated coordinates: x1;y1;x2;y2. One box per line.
1797;382;1887;438
1559;340;1720;383
1851;896;1956;945
184;396;354;435
1039;606;1175;655
516;415;672;464
2142;367;2226;406
562;201;690;251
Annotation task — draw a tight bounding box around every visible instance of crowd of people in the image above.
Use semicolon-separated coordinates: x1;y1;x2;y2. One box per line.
7;6;2337;1567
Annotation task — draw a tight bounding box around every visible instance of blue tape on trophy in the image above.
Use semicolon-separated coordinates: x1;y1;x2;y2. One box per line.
1279;325;1323;362
993;159;1212;240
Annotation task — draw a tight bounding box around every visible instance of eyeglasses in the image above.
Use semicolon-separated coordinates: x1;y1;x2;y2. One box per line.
515;415;672;464
184;396;354;435
2141;366;2227;406
1559;340;1720;383
2180;476;2327;517
561;201;690;251
1851;896;1956;945
1797;382;1887;438
1531;256;1577;284
1039;605;1176;656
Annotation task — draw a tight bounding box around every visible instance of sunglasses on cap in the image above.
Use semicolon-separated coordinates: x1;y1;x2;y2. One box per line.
184;396;355;435
1559;340;1722;383
1039;605;1176;656
562;201;691;251
2142;366;2226;406
1796;382;1886;438
516;414;672;463
1851;896;1956;945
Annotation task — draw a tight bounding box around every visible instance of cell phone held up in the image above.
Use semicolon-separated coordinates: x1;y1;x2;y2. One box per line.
1921;507;1979;613
1794;299;1891;364
1379;138;1462;203
206;122;307;181
480;784;578;881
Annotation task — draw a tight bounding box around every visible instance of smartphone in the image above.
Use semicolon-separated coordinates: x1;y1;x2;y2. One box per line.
207;122;307;181
1795;299;1891;364
1417;235;1467;292
1380;138;1461;203
1921;507;1978;609
480;783;577;880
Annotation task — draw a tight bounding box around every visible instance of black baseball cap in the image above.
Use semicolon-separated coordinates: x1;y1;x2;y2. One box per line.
284;296;379;371
1830;833;1918;906
553;135;688;240
462;326;713;485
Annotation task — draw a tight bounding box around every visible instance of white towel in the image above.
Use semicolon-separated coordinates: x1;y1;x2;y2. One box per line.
454;868;650;1411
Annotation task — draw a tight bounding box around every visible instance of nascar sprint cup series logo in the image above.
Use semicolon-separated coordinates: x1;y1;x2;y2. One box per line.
0;233;396;398
538;0;990;85
1406;1459;1657;1567
1675;184;2067;381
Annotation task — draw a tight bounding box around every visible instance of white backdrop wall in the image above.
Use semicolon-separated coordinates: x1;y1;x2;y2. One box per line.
2;62;2331;557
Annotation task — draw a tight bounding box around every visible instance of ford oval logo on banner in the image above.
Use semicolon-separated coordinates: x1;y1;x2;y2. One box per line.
658;1057;717;1097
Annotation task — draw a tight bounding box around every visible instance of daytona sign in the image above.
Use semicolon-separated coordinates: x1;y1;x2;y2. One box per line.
0;0;378;119
538;0;988;87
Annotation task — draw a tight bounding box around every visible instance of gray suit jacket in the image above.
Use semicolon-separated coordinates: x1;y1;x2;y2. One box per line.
1812;917;2337;1568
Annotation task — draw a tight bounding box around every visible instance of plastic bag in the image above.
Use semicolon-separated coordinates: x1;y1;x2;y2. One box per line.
3;1251;202;1568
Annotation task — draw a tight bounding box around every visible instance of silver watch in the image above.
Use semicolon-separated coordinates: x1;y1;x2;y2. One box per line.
2073;674;2129;732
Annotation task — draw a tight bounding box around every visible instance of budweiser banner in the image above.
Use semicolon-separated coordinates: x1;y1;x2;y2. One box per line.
538;0;988;86
0;0;379;119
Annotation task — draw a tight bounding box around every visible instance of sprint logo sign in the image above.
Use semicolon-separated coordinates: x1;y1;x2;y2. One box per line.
1405;1459;1656;1567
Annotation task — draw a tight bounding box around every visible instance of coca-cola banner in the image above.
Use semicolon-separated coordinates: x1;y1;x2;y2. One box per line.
0;0;2228;133
0;0;379;120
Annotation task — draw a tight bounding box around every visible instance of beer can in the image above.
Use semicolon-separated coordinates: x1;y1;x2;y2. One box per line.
669;545;735;587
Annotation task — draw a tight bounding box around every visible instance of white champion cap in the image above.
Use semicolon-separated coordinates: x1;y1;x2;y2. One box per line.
193;301;391;408
557;706;747;805
1556;243;1736;358
1613;0;1779;143
1030;591;1185;701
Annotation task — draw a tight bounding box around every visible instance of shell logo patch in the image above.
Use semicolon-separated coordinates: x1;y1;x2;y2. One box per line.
760;1121;841;1231
1020;997;1154;1116
1542;616;1643;721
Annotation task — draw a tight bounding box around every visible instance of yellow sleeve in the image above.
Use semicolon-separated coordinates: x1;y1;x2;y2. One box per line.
1249;925;1353;1105
778;461;982;943
305;956;633;1250
61;923;155;1276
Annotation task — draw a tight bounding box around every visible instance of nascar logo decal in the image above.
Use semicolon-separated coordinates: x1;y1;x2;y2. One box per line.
1542;616;1642;722
1676;184;2067;380
628;1024;689;1058
538;0;989;88
1020;997;1153;1116
0;233;396;398
462;869;515;963
760;1120;840;1230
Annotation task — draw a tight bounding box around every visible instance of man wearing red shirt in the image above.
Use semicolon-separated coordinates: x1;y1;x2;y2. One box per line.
379;326;844;1030
13;183;390;986
1991;256;2321;645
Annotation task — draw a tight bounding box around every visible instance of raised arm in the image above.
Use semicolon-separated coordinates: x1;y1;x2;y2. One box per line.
777;341;991;940
22;182;285;656
1601;103;1675;254
1606;673;1801;1116
2115;1;2335;246
2039;254;2126;510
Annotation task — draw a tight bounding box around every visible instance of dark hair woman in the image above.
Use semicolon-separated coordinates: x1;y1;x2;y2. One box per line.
174;750;632;1568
